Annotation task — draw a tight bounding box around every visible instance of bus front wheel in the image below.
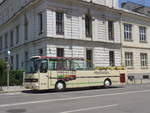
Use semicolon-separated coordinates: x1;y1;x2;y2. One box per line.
55;81;66;91
104;78;112;88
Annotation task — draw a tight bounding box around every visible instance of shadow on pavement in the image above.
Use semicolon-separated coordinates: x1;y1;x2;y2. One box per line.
22;86;123;94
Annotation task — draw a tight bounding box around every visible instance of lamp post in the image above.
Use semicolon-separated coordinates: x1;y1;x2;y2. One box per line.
7;50;11;89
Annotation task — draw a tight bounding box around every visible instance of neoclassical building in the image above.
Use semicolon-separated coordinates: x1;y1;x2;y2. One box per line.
0;0;150;80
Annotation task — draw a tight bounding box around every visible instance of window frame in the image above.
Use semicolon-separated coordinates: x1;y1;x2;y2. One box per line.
140;53;148;68
125;52;133;68
124;23;132;41
16;25;20;44
139;26;147;43
10;30;14;47
57;48;64;57
108;21;114;41
56;11;64;35
109;51;115;67
0;36;2;50
38;48;43;56
38;12;43;35
85;14;92;38
16;54;19;70
24;16;29;40
5;33;8;48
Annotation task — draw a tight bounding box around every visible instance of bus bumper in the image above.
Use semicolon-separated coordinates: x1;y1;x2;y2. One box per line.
24;83;39;90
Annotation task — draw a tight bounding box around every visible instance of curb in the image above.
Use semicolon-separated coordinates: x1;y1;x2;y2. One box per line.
0;89;29;94
0;90;24;94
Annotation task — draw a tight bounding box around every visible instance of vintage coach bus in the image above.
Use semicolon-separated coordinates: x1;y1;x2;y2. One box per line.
24;56;126;91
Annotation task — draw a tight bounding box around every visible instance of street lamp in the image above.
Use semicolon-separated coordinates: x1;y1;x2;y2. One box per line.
7;50;11;89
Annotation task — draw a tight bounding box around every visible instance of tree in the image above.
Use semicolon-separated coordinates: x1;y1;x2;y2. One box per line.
0;59;7;75
0;59;7;89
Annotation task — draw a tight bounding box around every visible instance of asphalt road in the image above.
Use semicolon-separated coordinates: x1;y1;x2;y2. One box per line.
0;84;150;113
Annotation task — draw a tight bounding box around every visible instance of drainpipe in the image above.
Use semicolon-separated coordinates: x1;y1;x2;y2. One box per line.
70;2;73;58
119;13;123;66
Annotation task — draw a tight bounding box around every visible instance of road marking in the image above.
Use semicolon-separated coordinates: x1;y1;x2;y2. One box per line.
60;104;118;113
6;92;22;95
1;84;150;97
0;89;150;108
0;92;22;96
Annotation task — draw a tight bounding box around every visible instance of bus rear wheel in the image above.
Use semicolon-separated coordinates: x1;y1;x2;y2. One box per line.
104;79;112;88
55;81;66;91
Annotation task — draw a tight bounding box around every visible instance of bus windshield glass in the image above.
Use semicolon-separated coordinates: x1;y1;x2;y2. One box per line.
25;58;48;73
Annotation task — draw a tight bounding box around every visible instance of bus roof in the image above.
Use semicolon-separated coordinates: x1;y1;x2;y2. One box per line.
30;56;84;60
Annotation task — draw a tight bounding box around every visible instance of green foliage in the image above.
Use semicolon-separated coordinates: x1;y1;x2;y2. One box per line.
0;59;7;86
0;59;24;86
9;70;24;86
0;59;7;76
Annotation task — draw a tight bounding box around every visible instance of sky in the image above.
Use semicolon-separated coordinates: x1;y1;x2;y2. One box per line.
119;0;150;7
0;0;149;7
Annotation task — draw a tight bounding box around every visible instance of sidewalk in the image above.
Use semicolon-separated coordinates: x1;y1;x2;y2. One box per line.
0;86;27;93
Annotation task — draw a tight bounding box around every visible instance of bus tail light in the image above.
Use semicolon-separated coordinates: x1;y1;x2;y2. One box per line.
120;73;126;83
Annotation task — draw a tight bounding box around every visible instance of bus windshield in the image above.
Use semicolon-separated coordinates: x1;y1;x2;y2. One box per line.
25;59;48;73
25;59;39;73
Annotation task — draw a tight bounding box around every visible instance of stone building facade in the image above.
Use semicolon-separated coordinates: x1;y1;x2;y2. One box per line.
0;0;150;79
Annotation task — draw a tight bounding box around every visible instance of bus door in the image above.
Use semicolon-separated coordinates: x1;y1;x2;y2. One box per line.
39;59;49;89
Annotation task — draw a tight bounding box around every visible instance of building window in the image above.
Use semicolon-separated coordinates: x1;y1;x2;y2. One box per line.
143;75;149;79
86;49;93;69
140;53;148;68
139;26;146;42
124;24;132;41
0;36;2;50
56;12;64;35
5;33;8;48
16;54;19;70
125;52;133;67
16;25;20;44
109;51;115;66
38;49;43;56
57;48;64;57
24;51;28;70
108;21;114;40
38;13;43;35
24;51;28;62
24;16;28;40
85;14;92;38
10;30;14;47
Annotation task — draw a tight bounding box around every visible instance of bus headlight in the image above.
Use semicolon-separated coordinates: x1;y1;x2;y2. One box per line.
25;78;38;82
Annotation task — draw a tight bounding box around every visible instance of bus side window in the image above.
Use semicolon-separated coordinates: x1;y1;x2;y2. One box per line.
40;60;48;73
49;60;56;70
56;60;68;70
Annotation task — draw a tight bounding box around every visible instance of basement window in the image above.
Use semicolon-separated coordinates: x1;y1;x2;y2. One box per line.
143;75;149;79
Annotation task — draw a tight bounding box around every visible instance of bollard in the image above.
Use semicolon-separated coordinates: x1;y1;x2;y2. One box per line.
23;72;25;86
141;79;142;84
0;86;3;91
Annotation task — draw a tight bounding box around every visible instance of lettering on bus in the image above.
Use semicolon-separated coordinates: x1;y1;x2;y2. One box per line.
94;70;110;74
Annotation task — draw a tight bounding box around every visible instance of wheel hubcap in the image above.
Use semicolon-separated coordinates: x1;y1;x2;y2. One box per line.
105;80;110;86
57;83;63;90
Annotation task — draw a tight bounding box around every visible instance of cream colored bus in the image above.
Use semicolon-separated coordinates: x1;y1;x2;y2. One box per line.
24;56;126;91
